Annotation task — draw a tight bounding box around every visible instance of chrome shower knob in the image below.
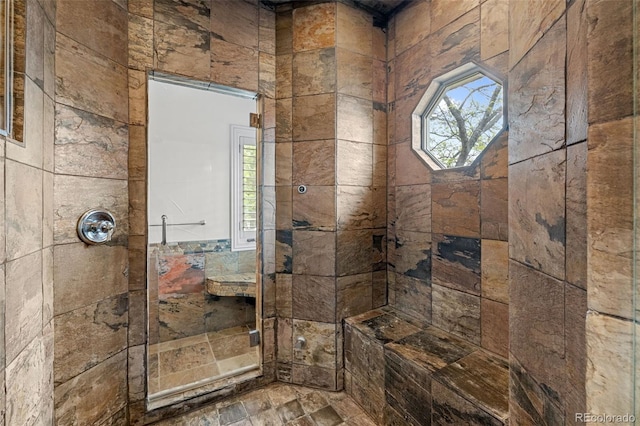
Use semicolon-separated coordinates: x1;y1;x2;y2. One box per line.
77;209;116;245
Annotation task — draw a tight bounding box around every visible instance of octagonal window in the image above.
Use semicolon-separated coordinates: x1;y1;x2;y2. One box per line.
411;63;506;169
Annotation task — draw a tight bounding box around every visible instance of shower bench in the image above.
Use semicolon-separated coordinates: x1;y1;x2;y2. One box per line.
205;273;256;298
344;307;508;425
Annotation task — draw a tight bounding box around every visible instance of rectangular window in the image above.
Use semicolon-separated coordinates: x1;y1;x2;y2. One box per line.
231;125;257;251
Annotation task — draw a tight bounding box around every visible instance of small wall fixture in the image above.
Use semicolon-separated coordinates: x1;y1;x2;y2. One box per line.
77;209;116;245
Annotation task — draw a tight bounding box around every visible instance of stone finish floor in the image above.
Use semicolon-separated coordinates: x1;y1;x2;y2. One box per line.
153;383;377;425
149;325;259;395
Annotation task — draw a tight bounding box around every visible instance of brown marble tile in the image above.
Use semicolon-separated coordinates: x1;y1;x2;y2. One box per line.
275;142;292;187
57;0;128;65
432;234;481;296
349;311;420;345
53;243;128;314
5;334;49;426
509;354;564;425
5;251;42;364
481;177;507;241
584;313;636;419
337;185;374;230
211;0;259;49
372;142;386;184
43;95;55;173
292;320;336;368
394;36;431;101
394;0;430;55
5;160;42;261
54;104;128;179
587;118;634;318
509;150;566;280
54;350;127;425
277;318;293;366
481;239;508;304
292;230;335;276
128;69;146;126
54;294;128;384
587;0;633;124
128;125;146;181
429;7;480;75
508;17;565;164
292;3;335;53
432;180;480;238
566;0;587;145
480;299;508;358
128;290;146;347
337;273;372;320
292;140;334;186
393;274;431;324
259;5;276;55
480;0;508;60
276;229;292;273
275;98;292;142
337;94;373;144
129;179;145;236
385;350;432;425
276;54;293;99
154;0;210;30
337;229;372;276
372;61;386;105
336;140;372;186
431;0;477;32
510;261;565;402
154;20;210;81
259;52;276;98
276;186;292;230
292;48;336;96
372;270;387;308
56;33;128;123
210;38;259;92
565;283;587;423
336;48;372;100
432;284;481;345
372;26;385;62
508;0;565;68
292;94;336;141
566;142;587;289
292;274;335;323
276;10;293;56
349;374;384;423
336;2;371;56
129;0;153;17
394;184;430;233
432;376;504;425
394;140;431;185
292;185;336;231
394;229;431;281
26;0;44;89
128;13;153;72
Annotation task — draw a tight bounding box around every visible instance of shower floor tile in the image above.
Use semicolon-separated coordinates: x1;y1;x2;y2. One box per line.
153;383;377;425
149;325;259;395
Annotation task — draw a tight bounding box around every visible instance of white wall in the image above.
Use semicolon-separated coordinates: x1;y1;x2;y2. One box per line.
148;79;256;244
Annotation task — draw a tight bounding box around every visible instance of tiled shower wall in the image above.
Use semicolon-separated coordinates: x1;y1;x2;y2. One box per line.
273;1;386;390
585;0;638;418
126;0;278;423
54;0;130;423
2;0;55;423
386;0;510;360
507;0;588;423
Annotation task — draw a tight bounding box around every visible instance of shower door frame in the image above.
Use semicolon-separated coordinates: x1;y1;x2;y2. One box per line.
144;71;265;410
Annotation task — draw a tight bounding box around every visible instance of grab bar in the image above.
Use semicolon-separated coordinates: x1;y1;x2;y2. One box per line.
149;220;207;227
150;216;206;246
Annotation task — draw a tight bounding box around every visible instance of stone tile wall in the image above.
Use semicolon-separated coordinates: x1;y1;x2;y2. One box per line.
507;0;589;423
126;0;277;422
584;0;638;420
387;0;509;360
53;0;129;424
274;1;386;391
2;0;55;424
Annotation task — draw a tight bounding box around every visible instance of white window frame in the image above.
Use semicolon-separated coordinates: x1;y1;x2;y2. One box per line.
231;124;257;251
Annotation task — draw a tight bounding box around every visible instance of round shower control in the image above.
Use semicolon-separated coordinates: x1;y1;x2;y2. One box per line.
77;209;117;245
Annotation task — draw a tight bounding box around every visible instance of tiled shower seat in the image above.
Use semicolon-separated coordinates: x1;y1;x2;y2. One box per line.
344;308;509;426
206;273;256;298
